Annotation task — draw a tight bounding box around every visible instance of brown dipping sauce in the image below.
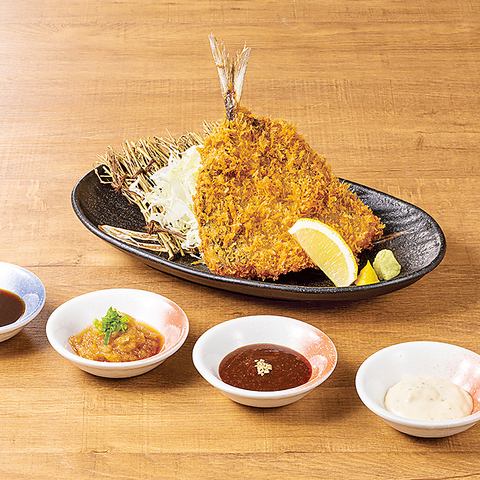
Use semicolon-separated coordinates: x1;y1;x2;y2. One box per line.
219;343;312;391
0;289;25;327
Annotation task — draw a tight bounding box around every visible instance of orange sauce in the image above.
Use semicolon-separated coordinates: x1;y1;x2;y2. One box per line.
69;317;163;362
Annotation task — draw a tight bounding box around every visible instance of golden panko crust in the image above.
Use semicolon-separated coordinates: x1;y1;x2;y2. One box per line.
194;108;384;280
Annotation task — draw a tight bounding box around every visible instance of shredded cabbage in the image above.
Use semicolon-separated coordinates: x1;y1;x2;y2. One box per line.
137;145;202;250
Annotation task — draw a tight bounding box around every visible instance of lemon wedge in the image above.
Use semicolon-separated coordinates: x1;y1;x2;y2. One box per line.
355;261;380;286
289;219;358;287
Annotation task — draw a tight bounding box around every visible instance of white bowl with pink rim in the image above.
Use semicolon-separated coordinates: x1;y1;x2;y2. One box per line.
192;315;337;408
46;288;189;378
355;341;480;438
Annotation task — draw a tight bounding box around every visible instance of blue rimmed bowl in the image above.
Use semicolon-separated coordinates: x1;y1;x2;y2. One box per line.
0;262;46;342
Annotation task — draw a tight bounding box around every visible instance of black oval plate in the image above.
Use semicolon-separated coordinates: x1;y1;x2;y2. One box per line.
72;169;445;301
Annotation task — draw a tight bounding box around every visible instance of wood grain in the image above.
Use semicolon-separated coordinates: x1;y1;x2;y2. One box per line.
0;1;479;478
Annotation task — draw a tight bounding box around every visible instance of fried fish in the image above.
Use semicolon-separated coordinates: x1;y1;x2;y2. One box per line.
194;36;384;280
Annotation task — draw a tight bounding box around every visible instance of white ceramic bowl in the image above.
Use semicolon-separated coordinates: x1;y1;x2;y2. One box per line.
192;315;337;408
0;262;46;342
356;341;480;437
46;288;189;378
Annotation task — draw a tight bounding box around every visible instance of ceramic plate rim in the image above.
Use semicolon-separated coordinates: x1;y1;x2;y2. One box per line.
0;262;46;333
71;169;446;297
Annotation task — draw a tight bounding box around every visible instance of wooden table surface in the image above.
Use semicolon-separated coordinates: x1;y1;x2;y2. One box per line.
0;1;479;478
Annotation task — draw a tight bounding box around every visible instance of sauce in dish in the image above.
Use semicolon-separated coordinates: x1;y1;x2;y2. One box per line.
0;289;25;326
385;377;473;421
219;343;312;391
69;307;164;362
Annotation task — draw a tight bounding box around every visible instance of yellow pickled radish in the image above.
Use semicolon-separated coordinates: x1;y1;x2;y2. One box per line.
355;260;380;286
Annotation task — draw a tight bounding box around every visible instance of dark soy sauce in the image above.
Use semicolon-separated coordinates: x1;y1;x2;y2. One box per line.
0;289;25;326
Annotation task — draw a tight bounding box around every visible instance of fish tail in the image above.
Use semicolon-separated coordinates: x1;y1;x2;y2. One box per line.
208;34;251;120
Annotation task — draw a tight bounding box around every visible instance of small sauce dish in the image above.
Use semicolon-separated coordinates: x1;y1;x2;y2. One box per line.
46;288;189;378
192;315;337;408
355;341;480;437
0;262;45;342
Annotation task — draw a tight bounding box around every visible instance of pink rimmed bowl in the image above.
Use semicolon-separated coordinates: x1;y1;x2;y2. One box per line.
192;315;337;408
356;341;480;437
46;289;189;378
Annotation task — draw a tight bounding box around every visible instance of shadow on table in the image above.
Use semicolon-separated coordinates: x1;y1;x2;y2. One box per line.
236;358;360;423
195;236;476;324
0;331;39;358
0;299;56;357
82;335;200;390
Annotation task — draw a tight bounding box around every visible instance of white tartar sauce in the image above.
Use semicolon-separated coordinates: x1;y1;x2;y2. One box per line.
384;377;473;421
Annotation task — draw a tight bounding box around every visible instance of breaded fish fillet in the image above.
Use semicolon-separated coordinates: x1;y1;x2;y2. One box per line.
194;36;384;280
